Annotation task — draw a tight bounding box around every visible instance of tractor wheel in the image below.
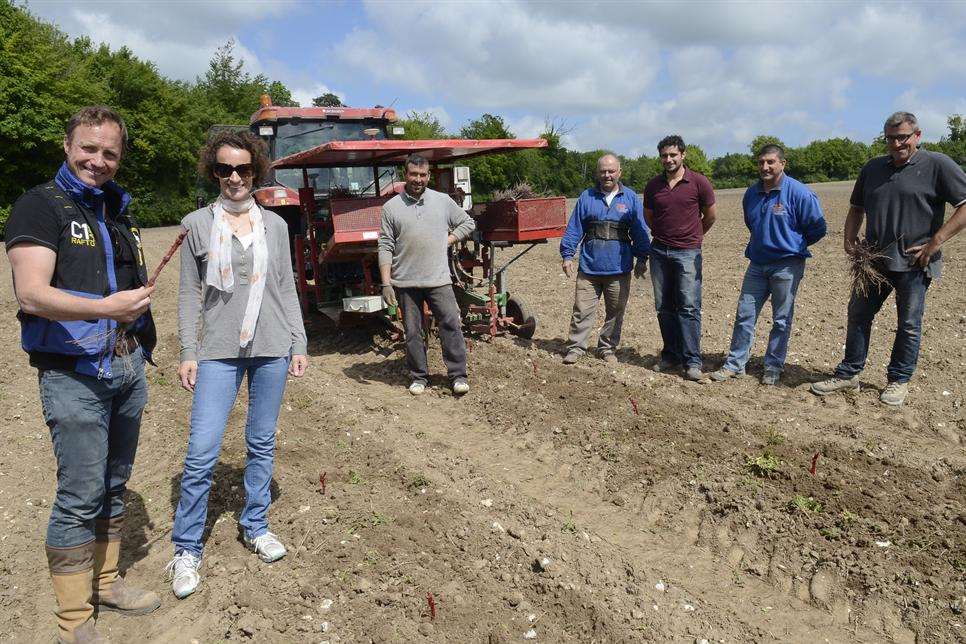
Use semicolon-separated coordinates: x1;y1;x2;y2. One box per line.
506;295;536;339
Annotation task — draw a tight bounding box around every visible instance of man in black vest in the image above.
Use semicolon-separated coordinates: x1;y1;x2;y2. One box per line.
5;106;160;643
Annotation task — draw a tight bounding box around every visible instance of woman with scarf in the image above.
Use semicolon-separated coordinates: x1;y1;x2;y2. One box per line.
167;130;307;599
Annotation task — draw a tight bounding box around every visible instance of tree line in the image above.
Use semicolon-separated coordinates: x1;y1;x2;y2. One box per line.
3;2;966;229
402;111;966;201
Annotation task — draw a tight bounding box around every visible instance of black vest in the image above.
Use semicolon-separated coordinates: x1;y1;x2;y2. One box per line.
18;181;157;378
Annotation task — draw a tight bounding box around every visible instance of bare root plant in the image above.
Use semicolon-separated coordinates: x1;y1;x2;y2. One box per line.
848;240;889;298
492;182;540;202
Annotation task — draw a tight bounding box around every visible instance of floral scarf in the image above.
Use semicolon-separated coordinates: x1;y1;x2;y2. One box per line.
206;196;269;348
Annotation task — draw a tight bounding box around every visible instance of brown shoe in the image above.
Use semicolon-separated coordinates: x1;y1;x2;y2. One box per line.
93;518;161;616
601;352;618;364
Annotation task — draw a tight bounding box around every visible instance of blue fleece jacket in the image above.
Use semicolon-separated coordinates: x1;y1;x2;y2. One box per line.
559;184;651;275
742;174;826;264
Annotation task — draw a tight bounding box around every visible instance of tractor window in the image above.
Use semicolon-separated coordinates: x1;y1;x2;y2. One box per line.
274;121;386;159
275;165;398;197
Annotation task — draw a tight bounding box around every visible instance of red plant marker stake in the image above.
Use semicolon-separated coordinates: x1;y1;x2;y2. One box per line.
809;453;820;477
532;361;538;376
629;397;639;415
427;592;436;620
319;471;327;495
148;228;188;286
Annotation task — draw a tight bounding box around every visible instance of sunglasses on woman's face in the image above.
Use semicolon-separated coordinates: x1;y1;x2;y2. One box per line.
212;163;254;179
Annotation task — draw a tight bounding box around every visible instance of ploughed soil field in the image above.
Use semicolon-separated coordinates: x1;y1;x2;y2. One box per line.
0;181;963;643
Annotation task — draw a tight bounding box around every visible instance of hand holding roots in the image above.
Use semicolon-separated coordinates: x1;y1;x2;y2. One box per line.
848;240;889;298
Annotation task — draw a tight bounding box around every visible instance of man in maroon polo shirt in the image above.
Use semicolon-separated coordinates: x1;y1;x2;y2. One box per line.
643;134;717;381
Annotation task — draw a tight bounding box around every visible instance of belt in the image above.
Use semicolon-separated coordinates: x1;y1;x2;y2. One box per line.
114;334;139;356
585;220;632;242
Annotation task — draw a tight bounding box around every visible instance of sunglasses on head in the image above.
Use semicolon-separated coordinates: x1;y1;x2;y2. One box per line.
212;163;254;179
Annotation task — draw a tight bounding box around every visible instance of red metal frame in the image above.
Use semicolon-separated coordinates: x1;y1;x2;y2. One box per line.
272;138;548;169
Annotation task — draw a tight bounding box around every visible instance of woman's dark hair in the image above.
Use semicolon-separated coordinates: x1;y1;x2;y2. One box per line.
198;129;271;185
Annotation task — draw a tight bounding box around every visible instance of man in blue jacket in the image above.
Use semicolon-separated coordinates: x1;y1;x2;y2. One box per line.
711;144;826;385
5;106;160;642
560;153;651;364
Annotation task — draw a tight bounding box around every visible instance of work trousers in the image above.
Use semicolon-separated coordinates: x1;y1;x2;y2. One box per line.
566;271;631;356
398;285;468;384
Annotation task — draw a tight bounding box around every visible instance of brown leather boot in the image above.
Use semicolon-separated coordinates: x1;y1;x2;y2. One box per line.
46;542;108;643
92;516;161;616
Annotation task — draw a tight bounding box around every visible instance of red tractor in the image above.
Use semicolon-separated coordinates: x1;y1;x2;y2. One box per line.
247;95;567;339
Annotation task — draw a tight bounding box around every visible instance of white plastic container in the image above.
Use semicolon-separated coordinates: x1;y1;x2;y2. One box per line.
342;295;385;313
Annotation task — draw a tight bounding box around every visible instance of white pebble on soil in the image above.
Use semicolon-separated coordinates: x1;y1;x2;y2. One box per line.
655;581;666;592
523;628;538;639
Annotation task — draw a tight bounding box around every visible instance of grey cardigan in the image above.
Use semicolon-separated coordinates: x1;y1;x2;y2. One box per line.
178;206;307;362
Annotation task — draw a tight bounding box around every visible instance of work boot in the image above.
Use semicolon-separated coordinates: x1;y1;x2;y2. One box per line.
760;370;781;386
810;375;860;396
652;359;678;373
92;517;161;616
880;381;909;406
46;542;106;643
683;366;704;381
562;350;581;365
709;368;741;382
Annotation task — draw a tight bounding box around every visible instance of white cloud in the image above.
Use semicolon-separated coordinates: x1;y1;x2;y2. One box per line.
332;0;966;155
339;1;660;111
25;0;294;81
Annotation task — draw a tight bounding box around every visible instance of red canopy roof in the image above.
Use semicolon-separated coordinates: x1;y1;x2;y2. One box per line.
272;138;547;169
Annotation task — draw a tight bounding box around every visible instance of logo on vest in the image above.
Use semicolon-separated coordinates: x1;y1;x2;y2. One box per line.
70;221;96;247
772;203;786;215
615;203;628;213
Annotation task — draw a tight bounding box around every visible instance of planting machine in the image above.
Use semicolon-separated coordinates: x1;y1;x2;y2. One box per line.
247;95;568;339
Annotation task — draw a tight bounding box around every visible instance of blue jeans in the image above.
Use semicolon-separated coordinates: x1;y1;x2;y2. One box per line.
723;257;805;374
649;243;703;368
834;269;931;384
172;357;289;556
40;349;147;548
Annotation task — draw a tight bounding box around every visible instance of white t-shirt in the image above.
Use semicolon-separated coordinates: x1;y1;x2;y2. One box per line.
603;187;619;207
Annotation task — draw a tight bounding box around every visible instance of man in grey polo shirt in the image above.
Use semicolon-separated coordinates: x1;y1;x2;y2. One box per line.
379;154;476;395
811;111;966;405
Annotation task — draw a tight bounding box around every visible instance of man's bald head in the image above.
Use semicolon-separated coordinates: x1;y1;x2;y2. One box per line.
596;153;621;192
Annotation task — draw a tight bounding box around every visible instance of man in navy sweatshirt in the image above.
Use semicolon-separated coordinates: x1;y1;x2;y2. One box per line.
711;144;826;386
559;153;651;365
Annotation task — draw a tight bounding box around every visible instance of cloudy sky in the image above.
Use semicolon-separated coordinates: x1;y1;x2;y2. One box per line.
25;0;966;158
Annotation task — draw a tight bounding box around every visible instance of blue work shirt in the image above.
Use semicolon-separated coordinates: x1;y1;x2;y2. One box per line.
742;174;826;264
559;184;651;275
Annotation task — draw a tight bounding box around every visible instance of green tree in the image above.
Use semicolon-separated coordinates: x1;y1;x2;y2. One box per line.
712;153;756;189
945;115;966;142
399;111;448;139
684;144;713;178
312;92;343;107
749;135;786;156
460;114;523;198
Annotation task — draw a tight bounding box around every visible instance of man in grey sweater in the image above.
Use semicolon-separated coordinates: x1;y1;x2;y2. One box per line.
378;154;476;395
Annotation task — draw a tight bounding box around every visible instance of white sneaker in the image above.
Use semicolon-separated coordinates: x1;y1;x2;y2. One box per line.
452;379;470;395
244;531;287;563
408;381;426;396
166;551;201;599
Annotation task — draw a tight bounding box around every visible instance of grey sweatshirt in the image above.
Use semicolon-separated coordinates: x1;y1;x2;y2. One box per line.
377;188;476;288
178;206;307;362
